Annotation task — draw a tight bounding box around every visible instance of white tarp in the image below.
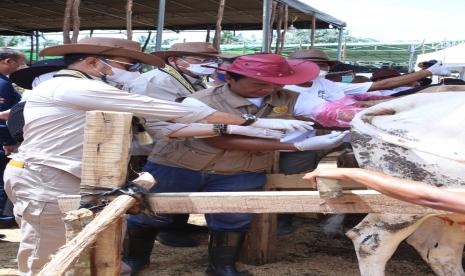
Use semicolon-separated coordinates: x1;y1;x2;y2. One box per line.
416;43;465;75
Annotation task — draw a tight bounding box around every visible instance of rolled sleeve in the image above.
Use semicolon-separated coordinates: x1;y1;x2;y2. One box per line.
145;121;189;140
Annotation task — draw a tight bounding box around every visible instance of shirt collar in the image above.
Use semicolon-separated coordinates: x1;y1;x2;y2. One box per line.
220;84;284;108
0;74;11;82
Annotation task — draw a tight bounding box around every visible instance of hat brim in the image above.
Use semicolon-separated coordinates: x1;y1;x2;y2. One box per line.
291;57;337;66
205;60;320;85
40;44;165;67
10;65;65;90
151;50;222;60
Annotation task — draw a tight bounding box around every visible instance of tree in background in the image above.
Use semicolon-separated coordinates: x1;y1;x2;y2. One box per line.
0;36;28;47
286;29;378;44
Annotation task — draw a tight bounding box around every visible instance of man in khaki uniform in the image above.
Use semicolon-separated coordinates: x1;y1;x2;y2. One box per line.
4;38;311;275
126;54;348;275
128;42;234;247
129;42;230;100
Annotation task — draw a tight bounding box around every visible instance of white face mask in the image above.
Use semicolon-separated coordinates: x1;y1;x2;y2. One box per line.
186;62;217;77
319;70;328;77
106;66;141;89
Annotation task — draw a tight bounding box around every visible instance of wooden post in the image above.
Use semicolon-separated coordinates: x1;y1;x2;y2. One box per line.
38;172;156;276
213;0;226;50
63;209;94;276
71;0;80;43
63;0;73;44
126;0;133;40
310;15;316;48
81;111;132;276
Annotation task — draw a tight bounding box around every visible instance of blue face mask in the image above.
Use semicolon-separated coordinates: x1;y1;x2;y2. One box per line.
216;71;226;82
341;75;354;83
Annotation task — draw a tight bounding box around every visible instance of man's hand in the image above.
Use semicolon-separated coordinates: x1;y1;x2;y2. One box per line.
426;61;451;76
3;145;16;155
226;125;285;140
251;118;314;132
293;131;348;151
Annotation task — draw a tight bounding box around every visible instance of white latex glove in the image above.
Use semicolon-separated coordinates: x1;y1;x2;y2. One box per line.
293;131;349;151
426;61;451;76
226;125;285;140
251;118;314;132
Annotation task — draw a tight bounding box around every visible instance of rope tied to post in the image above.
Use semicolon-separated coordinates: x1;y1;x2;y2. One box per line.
80;180;155;214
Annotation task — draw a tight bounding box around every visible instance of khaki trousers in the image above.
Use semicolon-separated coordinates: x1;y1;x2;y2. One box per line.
4;163;80;276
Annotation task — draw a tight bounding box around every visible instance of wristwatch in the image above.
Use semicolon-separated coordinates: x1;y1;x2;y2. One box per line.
240;114;257;126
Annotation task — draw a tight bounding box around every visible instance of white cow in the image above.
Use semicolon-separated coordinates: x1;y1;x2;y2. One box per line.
349;91;465;276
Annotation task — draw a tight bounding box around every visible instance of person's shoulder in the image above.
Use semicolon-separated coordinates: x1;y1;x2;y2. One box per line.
191;85;224;99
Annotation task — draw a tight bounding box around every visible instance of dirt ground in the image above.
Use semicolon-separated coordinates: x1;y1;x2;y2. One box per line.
0;214;436;276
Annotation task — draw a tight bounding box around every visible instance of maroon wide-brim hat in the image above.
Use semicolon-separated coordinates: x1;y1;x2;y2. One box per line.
204;53;320;85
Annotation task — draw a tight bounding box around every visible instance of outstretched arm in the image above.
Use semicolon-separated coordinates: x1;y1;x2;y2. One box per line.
303;168;465;214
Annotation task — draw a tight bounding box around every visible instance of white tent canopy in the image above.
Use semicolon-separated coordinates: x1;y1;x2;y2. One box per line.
416;43;465;78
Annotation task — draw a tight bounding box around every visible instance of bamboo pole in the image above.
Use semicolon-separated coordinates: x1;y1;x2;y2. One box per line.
310;15;316;48
63;0;73;44
274;4;283;54
126;0;133;40
279;5;288;54
268;0;277;51
213;0;226;50
71;0;80;43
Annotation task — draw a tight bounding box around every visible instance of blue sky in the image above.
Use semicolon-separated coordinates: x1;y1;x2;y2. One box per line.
304;0;465;42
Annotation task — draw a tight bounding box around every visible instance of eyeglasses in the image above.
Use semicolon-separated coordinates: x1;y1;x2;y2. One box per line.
104;58;142;71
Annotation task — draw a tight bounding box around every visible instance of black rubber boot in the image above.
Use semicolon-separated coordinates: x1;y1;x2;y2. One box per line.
155;214;199;247
123;228;156;276
206;231;248;276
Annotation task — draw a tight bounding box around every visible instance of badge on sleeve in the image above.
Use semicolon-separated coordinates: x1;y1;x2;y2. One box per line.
273;106;289;114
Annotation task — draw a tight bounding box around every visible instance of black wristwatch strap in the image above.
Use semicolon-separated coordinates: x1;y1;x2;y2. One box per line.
240;114;257;126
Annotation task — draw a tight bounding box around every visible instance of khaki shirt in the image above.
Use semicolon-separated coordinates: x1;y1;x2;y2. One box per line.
149;84;300;174
13;74;215;178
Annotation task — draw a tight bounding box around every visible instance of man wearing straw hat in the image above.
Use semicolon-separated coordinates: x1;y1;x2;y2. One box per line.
3;37;313;275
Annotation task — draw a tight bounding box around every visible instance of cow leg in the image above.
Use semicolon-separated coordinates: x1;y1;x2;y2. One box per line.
407;217;465;276
346;214;429;276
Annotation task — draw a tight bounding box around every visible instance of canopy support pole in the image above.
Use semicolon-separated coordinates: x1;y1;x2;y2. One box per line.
336;27;344;61
262;0;272;53
29;33;34;64
35;31;39;62
310;15;316;48
155;0;166;51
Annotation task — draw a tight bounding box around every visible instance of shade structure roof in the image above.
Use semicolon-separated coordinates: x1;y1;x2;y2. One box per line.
0;0;346;35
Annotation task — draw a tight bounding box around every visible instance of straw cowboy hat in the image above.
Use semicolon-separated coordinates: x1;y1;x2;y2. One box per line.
205;53;319;85
153;42;237;60
40;37;165;67
10;58;66;90
288;49;337;65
